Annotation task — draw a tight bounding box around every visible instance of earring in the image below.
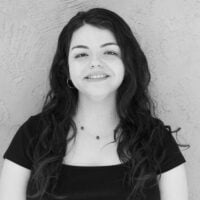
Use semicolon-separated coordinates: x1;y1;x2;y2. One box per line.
67;78;74;89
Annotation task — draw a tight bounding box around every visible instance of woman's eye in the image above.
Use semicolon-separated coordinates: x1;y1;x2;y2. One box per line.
104;51;119;56
74;53;88;59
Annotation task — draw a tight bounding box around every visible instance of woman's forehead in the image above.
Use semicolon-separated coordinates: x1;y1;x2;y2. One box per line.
70;24;118;48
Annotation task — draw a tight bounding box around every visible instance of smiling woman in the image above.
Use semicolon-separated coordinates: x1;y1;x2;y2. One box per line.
68;24;124;101
0;7;188;200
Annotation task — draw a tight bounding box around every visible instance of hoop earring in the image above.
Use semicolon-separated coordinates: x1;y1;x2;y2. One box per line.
67;78;74;89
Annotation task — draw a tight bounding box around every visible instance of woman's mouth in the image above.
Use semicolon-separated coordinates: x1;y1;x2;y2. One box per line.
85;75;110;82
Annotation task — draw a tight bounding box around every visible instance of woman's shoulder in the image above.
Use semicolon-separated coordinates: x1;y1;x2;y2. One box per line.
24;112;47;131
3;113;46;169
17;112;48;142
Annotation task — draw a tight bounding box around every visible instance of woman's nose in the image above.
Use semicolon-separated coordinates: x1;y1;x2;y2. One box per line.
90;54;103;68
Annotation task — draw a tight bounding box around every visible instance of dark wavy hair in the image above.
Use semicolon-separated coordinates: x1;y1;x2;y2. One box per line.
26;7;189;200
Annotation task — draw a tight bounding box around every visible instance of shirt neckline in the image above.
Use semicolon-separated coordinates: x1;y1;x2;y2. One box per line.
61;161;129;168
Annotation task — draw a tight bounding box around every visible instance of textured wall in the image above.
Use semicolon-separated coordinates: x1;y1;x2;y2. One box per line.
0;0;199;199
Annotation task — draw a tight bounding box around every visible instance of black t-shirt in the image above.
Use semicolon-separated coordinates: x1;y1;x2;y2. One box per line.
3;114;186;200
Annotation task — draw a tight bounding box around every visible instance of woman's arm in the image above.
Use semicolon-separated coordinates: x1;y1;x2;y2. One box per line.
0;159;31;200
158;163;188;200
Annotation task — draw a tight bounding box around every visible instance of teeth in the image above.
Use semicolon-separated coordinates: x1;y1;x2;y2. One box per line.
87;75;108;79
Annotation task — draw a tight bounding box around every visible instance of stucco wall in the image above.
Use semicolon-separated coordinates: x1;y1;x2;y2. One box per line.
0;0;199;199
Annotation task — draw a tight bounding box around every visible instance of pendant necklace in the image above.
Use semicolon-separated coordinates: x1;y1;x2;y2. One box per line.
80;126;108;140
79;125;117;141
75;116;120;142
81;126;100;139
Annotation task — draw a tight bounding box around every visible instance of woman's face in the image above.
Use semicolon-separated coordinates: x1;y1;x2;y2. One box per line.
68;24;125;101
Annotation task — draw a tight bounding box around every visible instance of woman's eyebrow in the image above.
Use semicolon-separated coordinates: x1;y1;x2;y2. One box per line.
71;45;89;50
71;42;119;50
101;42;119;47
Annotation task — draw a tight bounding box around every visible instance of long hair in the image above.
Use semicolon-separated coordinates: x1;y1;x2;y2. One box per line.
26;8;188;200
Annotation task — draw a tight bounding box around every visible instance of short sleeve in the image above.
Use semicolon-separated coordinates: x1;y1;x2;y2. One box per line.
156;130;186;174
3;116;38;169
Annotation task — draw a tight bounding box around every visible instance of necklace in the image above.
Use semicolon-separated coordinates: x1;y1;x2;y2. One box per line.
75;117;120;142
80;125;115;140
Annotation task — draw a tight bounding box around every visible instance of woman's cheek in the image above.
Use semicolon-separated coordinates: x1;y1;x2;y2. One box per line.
101;54;122;62
104;58;123;67
75;57;91;66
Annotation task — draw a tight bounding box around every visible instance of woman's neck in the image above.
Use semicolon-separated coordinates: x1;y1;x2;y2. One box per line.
73;94;120;137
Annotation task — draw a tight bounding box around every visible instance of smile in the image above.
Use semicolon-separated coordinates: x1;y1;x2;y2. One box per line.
85;75;110;82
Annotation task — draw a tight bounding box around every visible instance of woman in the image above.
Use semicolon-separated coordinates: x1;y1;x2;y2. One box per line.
0;8;188;200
